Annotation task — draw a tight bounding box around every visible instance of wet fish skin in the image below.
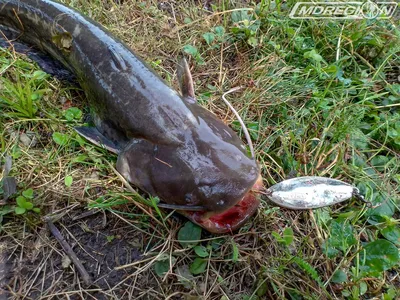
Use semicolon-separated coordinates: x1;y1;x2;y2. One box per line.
0;0;260;215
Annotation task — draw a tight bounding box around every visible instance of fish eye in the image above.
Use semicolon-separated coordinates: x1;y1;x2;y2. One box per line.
185;194;193;203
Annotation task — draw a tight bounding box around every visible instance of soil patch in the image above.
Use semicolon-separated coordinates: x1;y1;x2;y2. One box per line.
1;209;168;299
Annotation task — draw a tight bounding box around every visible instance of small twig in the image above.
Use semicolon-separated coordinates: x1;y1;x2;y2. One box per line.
154;157;173;168
12;8;24;31
71;209;100;221
44;216;92;285
222;87;255;158
43;204;80;223
114;256;155;270
336;23;344;62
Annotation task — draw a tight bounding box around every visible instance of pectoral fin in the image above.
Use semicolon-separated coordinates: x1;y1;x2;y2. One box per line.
2;177;17;201
177;57;196;102
75;126;120;154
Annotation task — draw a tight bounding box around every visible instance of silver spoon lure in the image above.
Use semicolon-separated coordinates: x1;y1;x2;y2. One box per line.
264;176;371;210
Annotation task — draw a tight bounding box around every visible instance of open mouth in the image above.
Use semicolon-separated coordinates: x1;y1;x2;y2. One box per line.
178;176;264;234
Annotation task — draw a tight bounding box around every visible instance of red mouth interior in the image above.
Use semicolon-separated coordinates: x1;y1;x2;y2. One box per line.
178;177;263;234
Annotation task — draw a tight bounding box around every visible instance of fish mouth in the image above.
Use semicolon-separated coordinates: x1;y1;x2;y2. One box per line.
177;176;264;234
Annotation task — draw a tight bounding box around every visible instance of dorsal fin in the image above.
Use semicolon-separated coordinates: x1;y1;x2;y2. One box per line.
177;57;196;102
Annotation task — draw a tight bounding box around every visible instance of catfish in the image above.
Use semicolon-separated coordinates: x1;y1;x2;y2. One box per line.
0;0;263;233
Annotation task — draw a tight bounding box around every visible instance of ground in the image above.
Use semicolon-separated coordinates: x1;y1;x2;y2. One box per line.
0;1;399;299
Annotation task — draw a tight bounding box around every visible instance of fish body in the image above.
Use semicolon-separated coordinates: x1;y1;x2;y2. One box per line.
0;0;262;233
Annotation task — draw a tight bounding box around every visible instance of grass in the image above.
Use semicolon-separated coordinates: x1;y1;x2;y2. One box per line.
0;0;399;299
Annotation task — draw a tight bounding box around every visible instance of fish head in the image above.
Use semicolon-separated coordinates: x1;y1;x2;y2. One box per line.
117;104;263;233
177;104;261;212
